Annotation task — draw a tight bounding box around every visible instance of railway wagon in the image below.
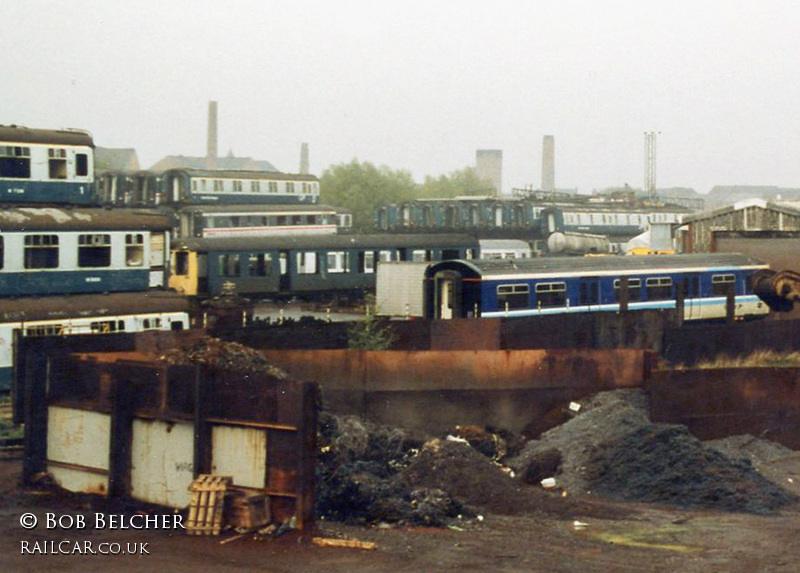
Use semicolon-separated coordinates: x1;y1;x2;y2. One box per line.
0;125;95;205
0;207;174;296
425;253;770;320
160;168;320;206
0;291;190;391
170;233;480;299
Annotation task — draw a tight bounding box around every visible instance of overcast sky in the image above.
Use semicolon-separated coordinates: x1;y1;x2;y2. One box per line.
3;1;799;195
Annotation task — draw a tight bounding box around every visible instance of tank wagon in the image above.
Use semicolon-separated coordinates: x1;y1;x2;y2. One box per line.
425;253;770;321
0;125;95;205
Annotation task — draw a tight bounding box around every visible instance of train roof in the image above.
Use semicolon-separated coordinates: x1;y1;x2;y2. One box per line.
0;125;94;147
175;233;479;251
427;253;768;280
0;207;173;231
178;203;342;215
164;168;319;182
0;291;190;322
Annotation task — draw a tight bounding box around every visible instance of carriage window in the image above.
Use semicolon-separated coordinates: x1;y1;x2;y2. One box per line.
535;282;567;307
233;180;243;192
250;180;260;192
78;234;111;267
0;236;3;269
125;233;144;266
24;234;59;269
248;253;272;276
75;153;88;176
174;251;189;275
613;278;641;301
219;254;240;277
25;324;64;337
192;180;198;192
297;251;318;274
712;274;736;296
645;277;672;300
268;181;278;193
286;182;295;193
412;249;431;262
379;250;393;262
497;284;529;310
0;146;30;178
213;179;224;192
359;251;375;273
90;320;125;334
327;251;350;273
48;148;68;179
442;249;460;260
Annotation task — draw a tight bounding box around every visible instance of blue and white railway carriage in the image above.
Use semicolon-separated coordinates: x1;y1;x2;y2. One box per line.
425;254;770;320
177;204;342;238
161;168;320;205
0;207;174;296
0;291;190;391
0;125;95;205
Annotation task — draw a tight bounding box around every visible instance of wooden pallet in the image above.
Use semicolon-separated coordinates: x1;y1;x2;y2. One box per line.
186;475;233;536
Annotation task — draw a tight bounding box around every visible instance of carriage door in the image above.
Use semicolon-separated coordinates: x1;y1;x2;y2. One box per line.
279;251;290;291
149;232;167;287
578;277;600;310
681;274;701;319
435;272;461;319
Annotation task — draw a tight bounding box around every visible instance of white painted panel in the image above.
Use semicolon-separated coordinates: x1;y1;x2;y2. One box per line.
48;465;109;495
130;419;194;508
47;406;110;470
211;425;267;489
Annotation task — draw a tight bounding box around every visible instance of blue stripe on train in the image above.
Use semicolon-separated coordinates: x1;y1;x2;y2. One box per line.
0;181;97;204
0;270;149;296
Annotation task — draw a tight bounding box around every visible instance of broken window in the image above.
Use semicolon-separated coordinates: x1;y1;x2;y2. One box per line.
0;146;30;178
125;233;144;266
24;234;59;269
48;148;67;179
78;234;111;268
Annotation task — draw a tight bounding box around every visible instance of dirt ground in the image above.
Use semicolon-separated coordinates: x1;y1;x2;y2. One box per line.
2;459;800;572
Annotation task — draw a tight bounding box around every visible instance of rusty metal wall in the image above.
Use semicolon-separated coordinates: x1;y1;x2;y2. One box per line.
261;348;650;434
649;368;800;449
662;319;800;365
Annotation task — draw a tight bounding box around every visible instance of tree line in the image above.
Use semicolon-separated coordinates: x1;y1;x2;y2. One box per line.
320;159;495;231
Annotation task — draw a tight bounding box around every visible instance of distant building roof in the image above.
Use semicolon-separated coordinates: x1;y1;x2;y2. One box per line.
683;198;800;224
95;147;140;172
149;154;277;173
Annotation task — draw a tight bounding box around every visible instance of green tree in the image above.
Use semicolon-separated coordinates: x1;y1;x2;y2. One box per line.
320;159;418;231
419;167;495;199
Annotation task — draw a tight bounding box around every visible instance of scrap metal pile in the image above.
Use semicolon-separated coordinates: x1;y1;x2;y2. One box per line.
160;336;289;378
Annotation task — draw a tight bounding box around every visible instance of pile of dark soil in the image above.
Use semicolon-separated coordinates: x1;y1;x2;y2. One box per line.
160;336;288;378
316;413;462;526
509;389;798;514
399;438;536;516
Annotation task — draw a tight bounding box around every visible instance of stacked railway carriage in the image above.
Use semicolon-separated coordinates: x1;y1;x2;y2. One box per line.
0;125;190;392
424;254;771;321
